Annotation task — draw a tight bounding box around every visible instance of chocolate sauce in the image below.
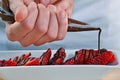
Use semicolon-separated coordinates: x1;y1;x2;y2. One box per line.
13;56;19;62
68;19;102;54
19;57;30;66
82;49;86;64
1;60;5;66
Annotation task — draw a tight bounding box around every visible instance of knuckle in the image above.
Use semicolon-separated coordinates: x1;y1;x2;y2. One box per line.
37;26;48;34
22;22;34;31
33;43;40;46
20;42;29;47
7;35;15;41
7;31;16;41
21;44;28;47
47;33;57;40
6;27;21;41
57;34;65;40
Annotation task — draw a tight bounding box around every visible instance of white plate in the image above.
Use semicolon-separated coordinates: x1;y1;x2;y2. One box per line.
0;49;119;80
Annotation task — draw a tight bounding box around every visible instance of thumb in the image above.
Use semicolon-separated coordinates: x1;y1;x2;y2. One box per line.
9;0;28;22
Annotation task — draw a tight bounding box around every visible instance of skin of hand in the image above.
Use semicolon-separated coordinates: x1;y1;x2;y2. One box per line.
6;0;74;47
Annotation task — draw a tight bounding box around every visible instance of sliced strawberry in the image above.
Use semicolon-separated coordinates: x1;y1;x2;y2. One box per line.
55;58;64;65
64;57;77;65
4;60;17;66
0;60;3;66
24;58;39;66
49;48;66;65
39;48;52;65
75;49;94;64
12;56;20;62
107;51;116;62
24;52;31;59
74;49;108;64
75;50;84;64
17;54;25;65
87;51;116;65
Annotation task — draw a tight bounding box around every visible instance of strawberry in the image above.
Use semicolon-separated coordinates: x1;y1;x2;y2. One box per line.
39;48;52;65
0;60;3;66
87;51;116;65
24;52;31;59
24;58;39;66
74;49;108;64
0;48;116;66
12;56;20;62
4;60;17;66
75;49;98;64
64;57;77;65
75;50;85;64
49;48;66;65
107;51;116;63
55;58;64;65
11;52;31;63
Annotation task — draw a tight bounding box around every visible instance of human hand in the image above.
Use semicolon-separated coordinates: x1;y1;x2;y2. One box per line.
6;0;38;47
40;0;74;17
6;0;73;47
33;0;74;46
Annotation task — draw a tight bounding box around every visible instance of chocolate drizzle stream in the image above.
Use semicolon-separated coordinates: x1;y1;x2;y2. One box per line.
68;18;102;54
0;0;102;53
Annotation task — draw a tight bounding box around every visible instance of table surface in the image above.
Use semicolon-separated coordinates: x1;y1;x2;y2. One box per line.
101;68;120;80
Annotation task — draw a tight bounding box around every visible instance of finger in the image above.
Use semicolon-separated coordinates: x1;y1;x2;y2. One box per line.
20;4;50;47
55;0;74;12
9;0;28;22
56;10;68;40
50;0;59;4
23;0;34;6
39;0;51;6
6;2;38;41
34;5;58;46
65;5;74;17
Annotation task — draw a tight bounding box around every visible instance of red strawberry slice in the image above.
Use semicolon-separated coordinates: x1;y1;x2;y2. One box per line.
11;52;31;63
75;49;96;64
107;51;116;62
4;60;17;66
49;48;66;65
39;48;52;65
64;57;77;65
24;58;39;66
24;52;31;59
0;60;3;66
75;50;84;64
12;56;20;62
87;51;116;65
74;49;108;64
55;58;64;65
